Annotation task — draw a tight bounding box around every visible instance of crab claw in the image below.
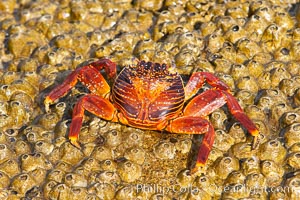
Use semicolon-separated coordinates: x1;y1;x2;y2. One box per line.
70;136;81;149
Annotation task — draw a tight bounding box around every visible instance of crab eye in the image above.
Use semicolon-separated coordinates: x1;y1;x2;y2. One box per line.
140;60;146;66
161;64;167;70
154;63;161;71
145;62;152;70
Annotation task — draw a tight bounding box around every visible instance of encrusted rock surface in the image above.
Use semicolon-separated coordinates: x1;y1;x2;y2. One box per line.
0;0;300;199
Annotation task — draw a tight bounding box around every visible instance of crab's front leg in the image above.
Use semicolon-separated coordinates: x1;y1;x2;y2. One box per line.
184;72;231;100
175;72;259;173
69;94;117;148
184;89;259;141
185;72;259;143
177;89;259;173
44;59;116;112
166;116;215;173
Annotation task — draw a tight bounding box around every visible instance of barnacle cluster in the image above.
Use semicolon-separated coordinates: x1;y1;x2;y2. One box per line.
0;0;300;199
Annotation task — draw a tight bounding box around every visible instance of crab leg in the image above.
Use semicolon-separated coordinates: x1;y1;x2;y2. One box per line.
222;91;259;137
174;89;259;172
184;88;259;156
185;72;231;100
184;89;226;117
166;116;215;172
69;94;117;148
184;89;259;137
44;59;117;112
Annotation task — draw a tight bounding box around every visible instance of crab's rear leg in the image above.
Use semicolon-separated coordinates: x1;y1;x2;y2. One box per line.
166;116;215;173
44;59;116;112
69;94;117;148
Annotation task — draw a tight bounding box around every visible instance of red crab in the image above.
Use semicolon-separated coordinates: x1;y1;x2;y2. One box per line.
44;58;259;173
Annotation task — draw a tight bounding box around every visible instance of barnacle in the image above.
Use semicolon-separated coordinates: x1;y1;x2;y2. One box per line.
21;153;52;172
64;173;88;188
88;183;115;200
0;171;10;189
47;169;65;183
241;156;260;175
285;174;300;199
59;143;84;165
236;76;259;93
258;139;287;163
153;141;176;160
286;152;300;169
0;143;15;164
261;160;284;187
230;141;258;159
100;159;117;172
283;123;300;148
11;173;37;195
48;183;71;200
213;129;235;152
117;160;142;182
124;146;146;165
115;185;137;200
210;109;228;130
91;171;120;186
245;173;266;189
91;146;113;161
213;156;240;180
228;122;248;144
224;170;245;187
14;140;31;155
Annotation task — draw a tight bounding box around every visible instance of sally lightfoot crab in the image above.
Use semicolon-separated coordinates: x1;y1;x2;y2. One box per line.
44;58;259;173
